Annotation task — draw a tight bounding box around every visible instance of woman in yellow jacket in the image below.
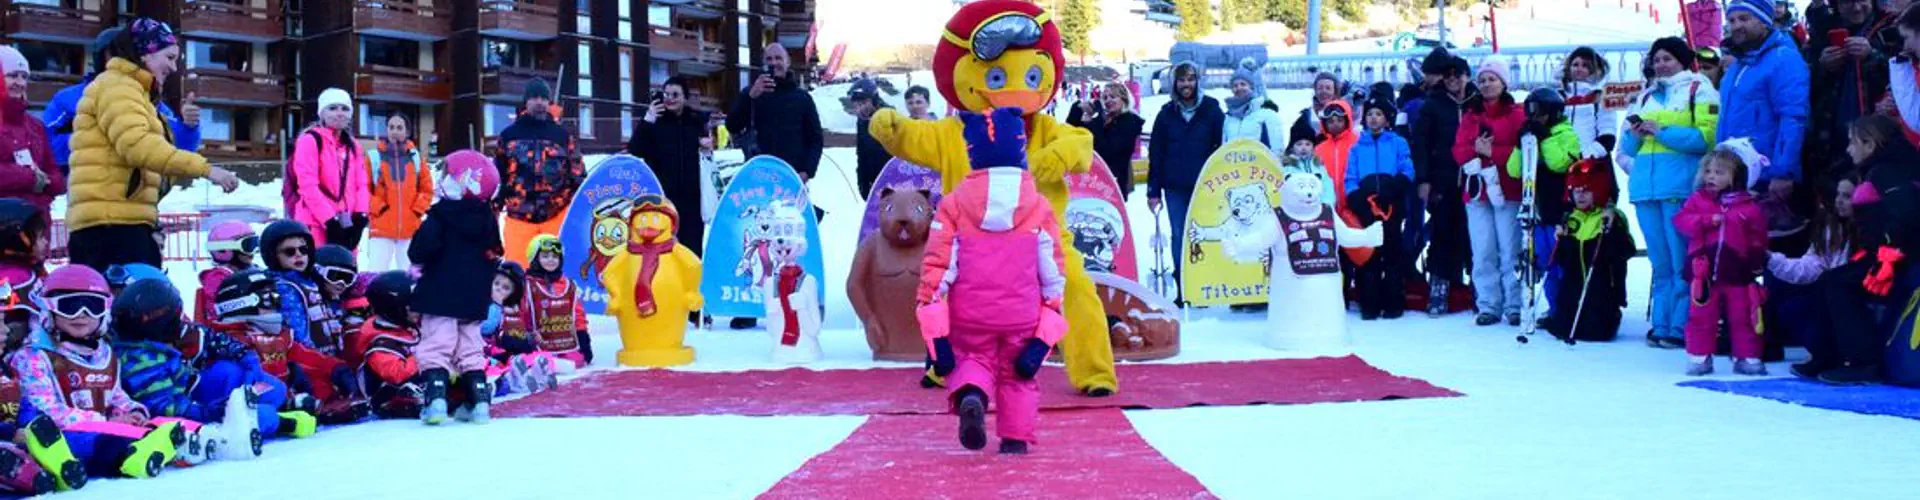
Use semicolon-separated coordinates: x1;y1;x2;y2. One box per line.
65;19;238;271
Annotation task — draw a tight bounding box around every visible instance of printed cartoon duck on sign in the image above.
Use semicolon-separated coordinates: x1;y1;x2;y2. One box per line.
581;197;633;283
867;0;1118;396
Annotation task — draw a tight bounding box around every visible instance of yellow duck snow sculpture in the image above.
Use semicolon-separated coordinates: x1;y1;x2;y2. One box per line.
602;195;703;367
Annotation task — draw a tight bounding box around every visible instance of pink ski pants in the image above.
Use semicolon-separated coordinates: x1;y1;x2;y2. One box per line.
1685;283;1762;358
946;326;1041;442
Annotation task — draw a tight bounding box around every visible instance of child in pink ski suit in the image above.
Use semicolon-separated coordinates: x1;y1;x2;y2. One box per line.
915;108;1068;455
1674;140;1769;376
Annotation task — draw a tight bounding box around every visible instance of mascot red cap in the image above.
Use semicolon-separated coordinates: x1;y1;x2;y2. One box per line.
932;0;1065;112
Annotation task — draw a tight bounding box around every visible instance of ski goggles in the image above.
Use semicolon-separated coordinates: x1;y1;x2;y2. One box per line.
46;292;109;319
1319;106;1349;120
533;238;564;259
316;264;358;288
943;11;1051;62
208;235;261;256
1695;47;1721;65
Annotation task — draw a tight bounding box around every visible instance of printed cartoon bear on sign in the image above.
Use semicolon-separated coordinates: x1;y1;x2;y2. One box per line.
851;188;936;361
1188;183;1275;272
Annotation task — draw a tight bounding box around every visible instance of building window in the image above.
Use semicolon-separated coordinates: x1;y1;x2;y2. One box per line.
201;107;235;142
576;42;593;97
12;41;80;75
648;5;670;27
576;0;591;34
484;104;516;137
619;49;635;103
650;60;669;84
484;38;536;70
187;40;250;72
359;104;418;139
617;0;633;41
578;105;595;139
621;108;633;141
360;36;420;69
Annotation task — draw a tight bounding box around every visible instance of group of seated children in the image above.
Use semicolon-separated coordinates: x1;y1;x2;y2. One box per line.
0;151;594;495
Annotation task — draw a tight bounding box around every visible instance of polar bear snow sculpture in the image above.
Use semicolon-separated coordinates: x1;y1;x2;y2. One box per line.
1225;167;1381;353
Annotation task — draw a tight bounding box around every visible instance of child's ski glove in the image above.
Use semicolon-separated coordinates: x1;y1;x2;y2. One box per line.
930;338;956;377
1865;247;1905;297
1013;339;1050;380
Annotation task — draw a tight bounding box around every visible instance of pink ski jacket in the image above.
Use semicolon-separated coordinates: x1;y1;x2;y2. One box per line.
1675;188;1768;284
287;127;370;240
917;167;1068;333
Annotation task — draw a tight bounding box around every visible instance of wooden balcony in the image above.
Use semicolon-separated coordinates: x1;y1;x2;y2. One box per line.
354;65;452;105
481;65;556;102
649;26;698;61
354;0;450;42
680;0;724;20
26;72;79;107
184;68;285;107
650;0;692;5
479;0;558;41
777;13;810;47
199;139;282;161
1;2;108;45
678;40;728;76
179;0;284;43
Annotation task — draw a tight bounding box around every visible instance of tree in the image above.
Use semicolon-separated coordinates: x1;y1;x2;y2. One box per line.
1056;0;1100;57
1174;0;1214;41
1331;0;1367;21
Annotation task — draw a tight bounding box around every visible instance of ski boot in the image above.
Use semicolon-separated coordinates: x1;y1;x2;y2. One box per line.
277;411;317;438
286;392;320;414
501;357;530;395
998;439;1029;455
955;390;987;451
457;370;492;424
21;416;84;491
0;444;55;495
1427;281;1448;317
119;422;182;478
421;368;451;426
158;420;211;467
213;386;262;461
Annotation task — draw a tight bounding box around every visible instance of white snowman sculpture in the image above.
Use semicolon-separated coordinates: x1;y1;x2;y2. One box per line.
759;202;822;364
1225;166;1381;353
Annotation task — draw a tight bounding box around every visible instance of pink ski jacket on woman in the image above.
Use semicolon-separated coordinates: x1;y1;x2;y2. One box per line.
917;167;1068;334
287;126;370;245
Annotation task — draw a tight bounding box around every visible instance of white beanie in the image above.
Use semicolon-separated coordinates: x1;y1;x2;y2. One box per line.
0;46;28;75
1476;55;1513;88
1715;137;1770;188
317;87;353;114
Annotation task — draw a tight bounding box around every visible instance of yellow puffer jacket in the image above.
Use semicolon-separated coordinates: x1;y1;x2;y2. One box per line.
66;58;210;231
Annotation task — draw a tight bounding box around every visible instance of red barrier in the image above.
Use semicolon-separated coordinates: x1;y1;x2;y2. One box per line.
47;212;210;265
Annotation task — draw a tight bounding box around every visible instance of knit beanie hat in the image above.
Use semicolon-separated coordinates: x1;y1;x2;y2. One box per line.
1647;37;1697;75
1727;0;1774;21
128;18;178;56
317;88;353;113
1476;55;1514;87
1420;47;1454;76
1362;95;1398;127
525;78;553;102
1231;57;1265;91
0;47;27;75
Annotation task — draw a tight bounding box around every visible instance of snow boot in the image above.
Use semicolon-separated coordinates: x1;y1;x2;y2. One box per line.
1817;365;1882;386
729;317;757;330
421;368;451;425
0;444;54;495
501;357;530;395
277;411;317;438
998;439;1029;455
1506;312;1522;326
533;355;560;393
1733;358;1768;376
1791;360;1834;379
1475;313;1500;326
458;370;492;424
21;416;84;491
1427;281;1449;317
214;387;262;461
955;390;987;451
1686;357;1714;376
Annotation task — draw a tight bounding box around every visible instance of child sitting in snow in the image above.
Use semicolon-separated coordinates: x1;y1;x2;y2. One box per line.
407;149;504;425
523;234;592;369
114;278;282;465
258;223;363;423
483;260;560;395
354;271;425;419
210;268;335;438
309;244;362;356
197;221;258;325
916;108;1068;455
0;284;86;493
1545;160;1634;342
1770;172;1857;378
1674;141;1770;376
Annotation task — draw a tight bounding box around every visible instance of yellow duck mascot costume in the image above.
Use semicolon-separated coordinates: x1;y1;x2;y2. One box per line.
602;195;704;367
868;0;1117;395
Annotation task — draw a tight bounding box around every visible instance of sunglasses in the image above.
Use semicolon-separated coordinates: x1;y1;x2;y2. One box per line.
945;12;1049;61
279;244;311;258
316;265;357;288
48;292;109;319
209;235;261;255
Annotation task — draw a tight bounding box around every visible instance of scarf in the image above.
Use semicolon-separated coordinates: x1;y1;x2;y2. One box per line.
776;265;803;346
627;239;673;318
1225;94;1255;118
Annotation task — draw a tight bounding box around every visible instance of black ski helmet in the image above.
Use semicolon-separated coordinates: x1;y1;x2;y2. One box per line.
0;198;46;261
1524;87;1567;123
259;220;315;272
494;260;526;304
312;244;358;294
110;278;185;344
364;270;414;328
213;269;281;322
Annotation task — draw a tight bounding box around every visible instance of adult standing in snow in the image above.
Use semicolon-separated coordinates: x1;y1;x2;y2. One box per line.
1806;0;1900;182
65;19;239;271
287;88;371;250
364;114;432;272
1619;37;1720;348
905;85;936;120
626;76;711;256
1454;55;1528;327
1720;0;1812;198
1067;81;1145;195
1290;72;1343;147
44;27;201;176
1146;61;1224;305
726;42;824;185
1892;3;1920;130
495;78;587;268
1560;47;1619;159
1410;51;1474;317
849;78;892;197
0;46;64;216
1221;57;1287;159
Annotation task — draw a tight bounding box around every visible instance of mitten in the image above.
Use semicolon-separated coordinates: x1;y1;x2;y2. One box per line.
1865;247;1905;297
1013;338;1050;380
930;337;956;377
576;331;595;363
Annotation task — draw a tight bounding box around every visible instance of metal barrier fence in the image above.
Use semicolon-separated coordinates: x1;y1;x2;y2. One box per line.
48;212;210;265
1134;42;1655;94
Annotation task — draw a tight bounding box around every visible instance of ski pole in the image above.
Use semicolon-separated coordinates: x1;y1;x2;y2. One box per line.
1564;209;1613;346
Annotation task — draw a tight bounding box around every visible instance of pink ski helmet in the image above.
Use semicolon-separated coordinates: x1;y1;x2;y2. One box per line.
206;220;258;264
44;265;111;297
437;150;500;201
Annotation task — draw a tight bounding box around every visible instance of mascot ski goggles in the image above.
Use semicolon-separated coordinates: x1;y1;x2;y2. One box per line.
208;235;261;256
944;11;1051;61
316;265;358;288
47;292;109;319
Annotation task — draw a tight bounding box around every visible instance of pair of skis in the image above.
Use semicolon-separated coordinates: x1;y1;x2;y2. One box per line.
1148;204;1177;299
1514;136;1611;346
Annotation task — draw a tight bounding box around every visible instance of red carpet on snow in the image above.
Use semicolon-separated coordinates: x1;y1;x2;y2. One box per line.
495;355;1459;418
758;409;1217;499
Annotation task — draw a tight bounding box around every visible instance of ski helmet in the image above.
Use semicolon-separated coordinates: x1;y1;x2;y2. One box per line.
1524;87;1566;123
42;265;110;324
494;260;526;304
436;150;500;201
526;234;564;275
0;198;46;262
260;220;315;272
206;220;259;264
110;278;184;344
103;263;167;291
313;244;358;289
213;269;282;323
364;270;414;328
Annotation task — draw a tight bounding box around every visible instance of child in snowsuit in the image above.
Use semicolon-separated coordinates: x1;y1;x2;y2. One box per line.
308;244;361;356
258;222;362;423
408;149;504;425
483;260;559;395
1674;142;1770;375
113;278;282;464
916;109;1068;455
0;284;86;493
354;271;425;419
1545;160;1635;342
10;265;182;480
196;220;258;325
1344;96;1416;319
209;269;320;437
1511;89;1580;325
523;234;592;370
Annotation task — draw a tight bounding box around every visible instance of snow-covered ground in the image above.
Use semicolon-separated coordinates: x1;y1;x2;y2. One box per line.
60;144;1920;499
